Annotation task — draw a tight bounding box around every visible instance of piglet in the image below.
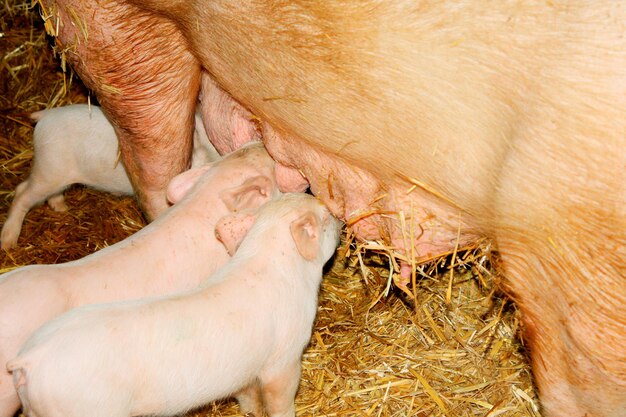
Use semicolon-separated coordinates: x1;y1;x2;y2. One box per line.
0;103;220;249
8;193;341;417
0;142;278;417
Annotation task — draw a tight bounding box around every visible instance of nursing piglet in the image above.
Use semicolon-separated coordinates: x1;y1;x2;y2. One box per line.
8;193;341;417
0;142;277;417
1;103;219;249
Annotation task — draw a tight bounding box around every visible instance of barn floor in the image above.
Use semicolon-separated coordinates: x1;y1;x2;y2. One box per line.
1;2;541;416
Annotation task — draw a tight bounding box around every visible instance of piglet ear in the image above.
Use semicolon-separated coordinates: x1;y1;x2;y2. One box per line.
215;212;256;256
219;175;274;212
290;212;320;261
166;165;212;204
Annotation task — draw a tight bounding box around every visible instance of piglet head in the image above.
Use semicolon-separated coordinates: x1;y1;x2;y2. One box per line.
215;175;279;255
219;175;276;212
215;212;255;256
289;201;343;262
290;213;320;261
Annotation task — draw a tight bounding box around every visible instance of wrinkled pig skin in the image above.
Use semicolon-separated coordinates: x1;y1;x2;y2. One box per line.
199;73;261;156
1;104;219;250
39;1;625;416
8;193;341;417
0;143;279;417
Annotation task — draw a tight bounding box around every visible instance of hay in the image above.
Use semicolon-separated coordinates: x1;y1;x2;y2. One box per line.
1;2;540;416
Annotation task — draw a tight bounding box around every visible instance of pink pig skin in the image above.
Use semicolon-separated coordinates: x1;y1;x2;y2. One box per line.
8;193;341;417
0;142;278;417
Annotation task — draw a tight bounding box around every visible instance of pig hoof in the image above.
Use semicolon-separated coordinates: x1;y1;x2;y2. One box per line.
0;233;18;250
47;194;69;212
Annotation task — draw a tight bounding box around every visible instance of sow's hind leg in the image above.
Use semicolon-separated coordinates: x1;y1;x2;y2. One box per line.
43;0;201;219
494;117;626;416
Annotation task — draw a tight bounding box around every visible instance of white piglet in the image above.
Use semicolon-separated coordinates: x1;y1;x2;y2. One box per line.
8;193;342;417
0;103;219;249
0;142;278;417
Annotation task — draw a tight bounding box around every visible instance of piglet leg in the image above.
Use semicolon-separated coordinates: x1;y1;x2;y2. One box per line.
1;179;67;250
0;386;21;417
235;379;263;417
260;361;302;417
44;0;200;219
46;193;68;212
10;369;32;417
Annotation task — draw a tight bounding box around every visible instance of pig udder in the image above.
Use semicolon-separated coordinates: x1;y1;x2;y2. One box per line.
260;124;479;266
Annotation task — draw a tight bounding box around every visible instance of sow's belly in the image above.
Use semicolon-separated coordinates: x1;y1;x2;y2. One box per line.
183;2;528;262
261;123;482;265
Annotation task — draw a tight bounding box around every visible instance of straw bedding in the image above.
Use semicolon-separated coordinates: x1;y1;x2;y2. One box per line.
1;2;541;415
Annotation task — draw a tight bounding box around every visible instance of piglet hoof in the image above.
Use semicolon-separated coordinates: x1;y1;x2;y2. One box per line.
235;380;263;417
1;243;16;251
0;232;18;251
47;194;69;212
